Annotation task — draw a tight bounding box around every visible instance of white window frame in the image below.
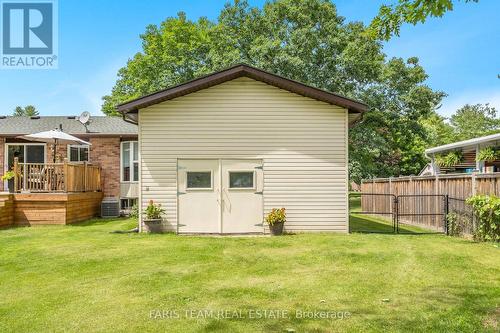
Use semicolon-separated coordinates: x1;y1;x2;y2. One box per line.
228;170;256;190
186;170;213;191
4;143;47;168
4;143;47;189
120;141;139;183
120;197;138;210
67;144;90;163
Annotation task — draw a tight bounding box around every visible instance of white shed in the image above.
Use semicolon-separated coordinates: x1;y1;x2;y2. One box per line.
118;64;367;234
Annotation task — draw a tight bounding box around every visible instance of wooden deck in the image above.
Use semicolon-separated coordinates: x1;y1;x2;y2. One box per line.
13;158;101;193
0;192;103;226
0;159;104;227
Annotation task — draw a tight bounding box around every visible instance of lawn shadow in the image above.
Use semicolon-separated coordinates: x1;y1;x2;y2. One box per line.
349;214;435;235
69;217;131;228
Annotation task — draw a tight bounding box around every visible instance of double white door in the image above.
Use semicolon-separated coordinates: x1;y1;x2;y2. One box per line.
178;159;263;233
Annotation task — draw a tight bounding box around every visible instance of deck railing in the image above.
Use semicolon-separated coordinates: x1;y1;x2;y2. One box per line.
13;157;102;193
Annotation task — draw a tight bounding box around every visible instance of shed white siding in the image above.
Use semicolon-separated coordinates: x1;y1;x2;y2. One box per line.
139;77;349;232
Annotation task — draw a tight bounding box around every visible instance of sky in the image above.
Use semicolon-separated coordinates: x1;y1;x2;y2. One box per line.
0;0;498;118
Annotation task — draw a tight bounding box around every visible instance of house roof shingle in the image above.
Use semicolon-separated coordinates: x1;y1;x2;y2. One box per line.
0;116;137;136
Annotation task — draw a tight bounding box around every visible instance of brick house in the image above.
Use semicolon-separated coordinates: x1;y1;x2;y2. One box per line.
0;116;138;212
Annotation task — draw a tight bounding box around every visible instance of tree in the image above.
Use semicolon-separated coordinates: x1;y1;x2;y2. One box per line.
419;113;454;147
13;105;39;117
449;104;500;140
102;0;445;182
101;12;213;115
368;0;479;40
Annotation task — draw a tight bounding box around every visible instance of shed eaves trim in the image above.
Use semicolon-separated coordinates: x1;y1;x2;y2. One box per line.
116;64;368;114
425;132;500;154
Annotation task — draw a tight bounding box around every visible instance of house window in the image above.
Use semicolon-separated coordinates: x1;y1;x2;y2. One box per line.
229;171;255;189
187;171;212;189
121;141;138;182
120;198;137;210
68;145;89;162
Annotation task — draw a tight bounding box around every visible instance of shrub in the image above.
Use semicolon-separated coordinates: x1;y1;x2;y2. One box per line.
465;195;500;242
129;204;139;219
144;200;165;220
265;208;286;225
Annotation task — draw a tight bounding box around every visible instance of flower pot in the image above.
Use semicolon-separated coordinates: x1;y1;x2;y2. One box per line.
269;222;284;236
143;218;163;233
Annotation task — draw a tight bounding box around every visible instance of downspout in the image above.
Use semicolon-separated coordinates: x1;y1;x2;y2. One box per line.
475;144;483;173
121;112;138;125
348;111;364;129
424;151;439;176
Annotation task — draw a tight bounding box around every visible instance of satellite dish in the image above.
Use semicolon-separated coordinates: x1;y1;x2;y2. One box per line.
79;111;91;125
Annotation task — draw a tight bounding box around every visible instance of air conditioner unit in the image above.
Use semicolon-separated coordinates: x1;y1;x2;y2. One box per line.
101;197;120;218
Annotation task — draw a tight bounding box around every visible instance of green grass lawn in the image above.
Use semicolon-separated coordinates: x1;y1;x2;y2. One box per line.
0;218;499;333
349;193;438;234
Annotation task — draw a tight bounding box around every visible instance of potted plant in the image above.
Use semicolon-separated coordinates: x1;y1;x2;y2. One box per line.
477;147;499;173
265;208;286;236
476;147;498;162
1;170;16;193
143;200;166;233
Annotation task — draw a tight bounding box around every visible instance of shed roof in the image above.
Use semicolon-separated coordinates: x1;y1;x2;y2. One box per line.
425;133;500;154
0;116;137;136
117;64;369;117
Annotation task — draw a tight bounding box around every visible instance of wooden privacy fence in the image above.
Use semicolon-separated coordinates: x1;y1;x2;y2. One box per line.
13;158;102;193
360;173;500;231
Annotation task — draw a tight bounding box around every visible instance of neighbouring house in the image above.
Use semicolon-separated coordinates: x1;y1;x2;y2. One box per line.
0;115;138;213
422;133;500;176
118;64;367;234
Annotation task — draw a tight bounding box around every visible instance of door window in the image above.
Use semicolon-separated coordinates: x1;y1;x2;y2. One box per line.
26;145;45;163
187;171;212;190
229;171;255;189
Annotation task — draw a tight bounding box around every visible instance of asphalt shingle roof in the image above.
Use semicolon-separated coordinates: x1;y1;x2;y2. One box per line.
0;116;137;136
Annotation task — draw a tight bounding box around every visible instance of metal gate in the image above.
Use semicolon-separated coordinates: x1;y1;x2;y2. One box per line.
349;193;397;233
350;193;448;234
396;195;448;234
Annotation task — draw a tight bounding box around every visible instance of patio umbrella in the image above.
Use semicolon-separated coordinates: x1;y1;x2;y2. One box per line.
19;128;91;162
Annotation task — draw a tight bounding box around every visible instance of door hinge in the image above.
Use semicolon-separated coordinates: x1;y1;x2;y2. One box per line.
254;191;263;195
178;191;186;195
255;166;263;170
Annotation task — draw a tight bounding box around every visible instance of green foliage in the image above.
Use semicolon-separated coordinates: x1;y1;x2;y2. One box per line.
476;146;500;162
103;0;445;183
368;0;479;41
466;195;500;242
450;103;500;141
1;170;15;181
144;200;165;220
434;151;463;167
129;204;139;219
446;212;466;237
419;113;454;147
265;208;286;225
13;105;39;117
